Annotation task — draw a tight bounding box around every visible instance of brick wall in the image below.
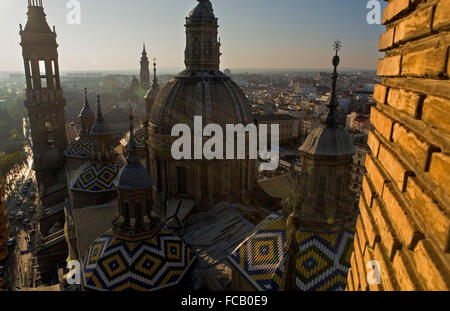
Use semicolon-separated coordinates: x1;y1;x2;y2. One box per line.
348;0;450;291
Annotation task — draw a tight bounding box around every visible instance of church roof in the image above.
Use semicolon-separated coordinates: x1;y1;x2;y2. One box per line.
90;95;112;136
121;124;146;149
144;86;160;101
82;228;196;291
80;89;95;119
72;161;122;193
72;201;119;261
298;126;355;157
23;5;53;34
116;114;154;191
227;212;354;291
65;138;93;159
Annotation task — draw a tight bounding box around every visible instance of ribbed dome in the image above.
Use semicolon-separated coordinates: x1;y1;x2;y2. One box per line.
115;159;153;191
188;0;215;20
144;86;159;101
299;125;354;157
150;70;252;145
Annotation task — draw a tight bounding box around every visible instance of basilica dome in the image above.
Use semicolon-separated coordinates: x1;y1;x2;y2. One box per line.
149;71;252;148
147;0;258;206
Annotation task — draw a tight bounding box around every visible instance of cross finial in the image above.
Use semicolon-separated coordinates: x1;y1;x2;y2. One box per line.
333;40;342;56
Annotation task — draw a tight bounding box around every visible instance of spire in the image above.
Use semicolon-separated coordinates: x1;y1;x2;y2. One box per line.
90;94;111;135
96;94;104;122
152;58;158;86
142;43;147;56
324;40;342;128
79;88;94;118
115;107;154;191
24;0;52;34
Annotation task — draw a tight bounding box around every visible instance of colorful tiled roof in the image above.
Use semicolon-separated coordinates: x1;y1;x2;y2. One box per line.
121;125;146;149
228;212;354;291
82;228;196;291
65;138;93;159
72;162;122;193
133;127;146;147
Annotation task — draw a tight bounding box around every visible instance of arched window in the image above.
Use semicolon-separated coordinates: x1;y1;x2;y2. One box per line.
193;37;201;55
204;38;212;56
135;203;143;230
45;122;55;146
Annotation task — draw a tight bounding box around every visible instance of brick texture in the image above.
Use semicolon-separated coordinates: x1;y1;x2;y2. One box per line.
422;95;450;135
433;0;450;30
351;0;450;291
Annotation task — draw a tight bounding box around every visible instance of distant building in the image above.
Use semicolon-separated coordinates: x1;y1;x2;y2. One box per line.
301;117;321;137
256;114;301;145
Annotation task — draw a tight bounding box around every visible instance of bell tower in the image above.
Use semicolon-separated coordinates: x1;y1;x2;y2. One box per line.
140;44;150;90
185;0;221;71
20;0;68;189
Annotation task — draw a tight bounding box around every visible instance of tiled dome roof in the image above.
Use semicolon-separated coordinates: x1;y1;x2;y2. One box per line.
228;212;355;291
82;228;196;291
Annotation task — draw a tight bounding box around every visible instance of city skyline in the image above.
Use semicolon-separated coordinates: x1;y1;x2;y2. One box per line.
1;0;386;72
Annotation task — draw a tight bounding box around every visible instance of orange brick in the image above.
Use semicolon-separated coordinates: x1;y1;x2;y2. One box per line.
354;232;369;291
373;243;398;291
350;253;361;291
372;198;401;260
386;87;422;118
377;55;402;76
394;6;433;43
433;0;450;30
406;177;450;252
382;183;423;249
402;48;448;77
370;107;394;140
392;250;423;290
392;123;431;171
373;84;388;105
379;28;395;51
382;0;410;24
429;152;450;199
422;95;450;135
413;240;450;290
367;131;381;157
347;268;355;291
356;218;368;256
365;154;386;195
359;196;380;248
362;176;376;208
378;145;410;192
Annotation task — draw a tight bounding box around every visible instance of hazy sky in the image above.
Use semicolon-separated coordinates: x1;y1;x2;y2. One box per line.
1;0;387;72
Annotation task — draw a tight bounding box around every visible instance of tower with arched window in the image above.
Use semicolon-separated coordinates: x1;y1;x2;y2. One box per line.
20;0;68;189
